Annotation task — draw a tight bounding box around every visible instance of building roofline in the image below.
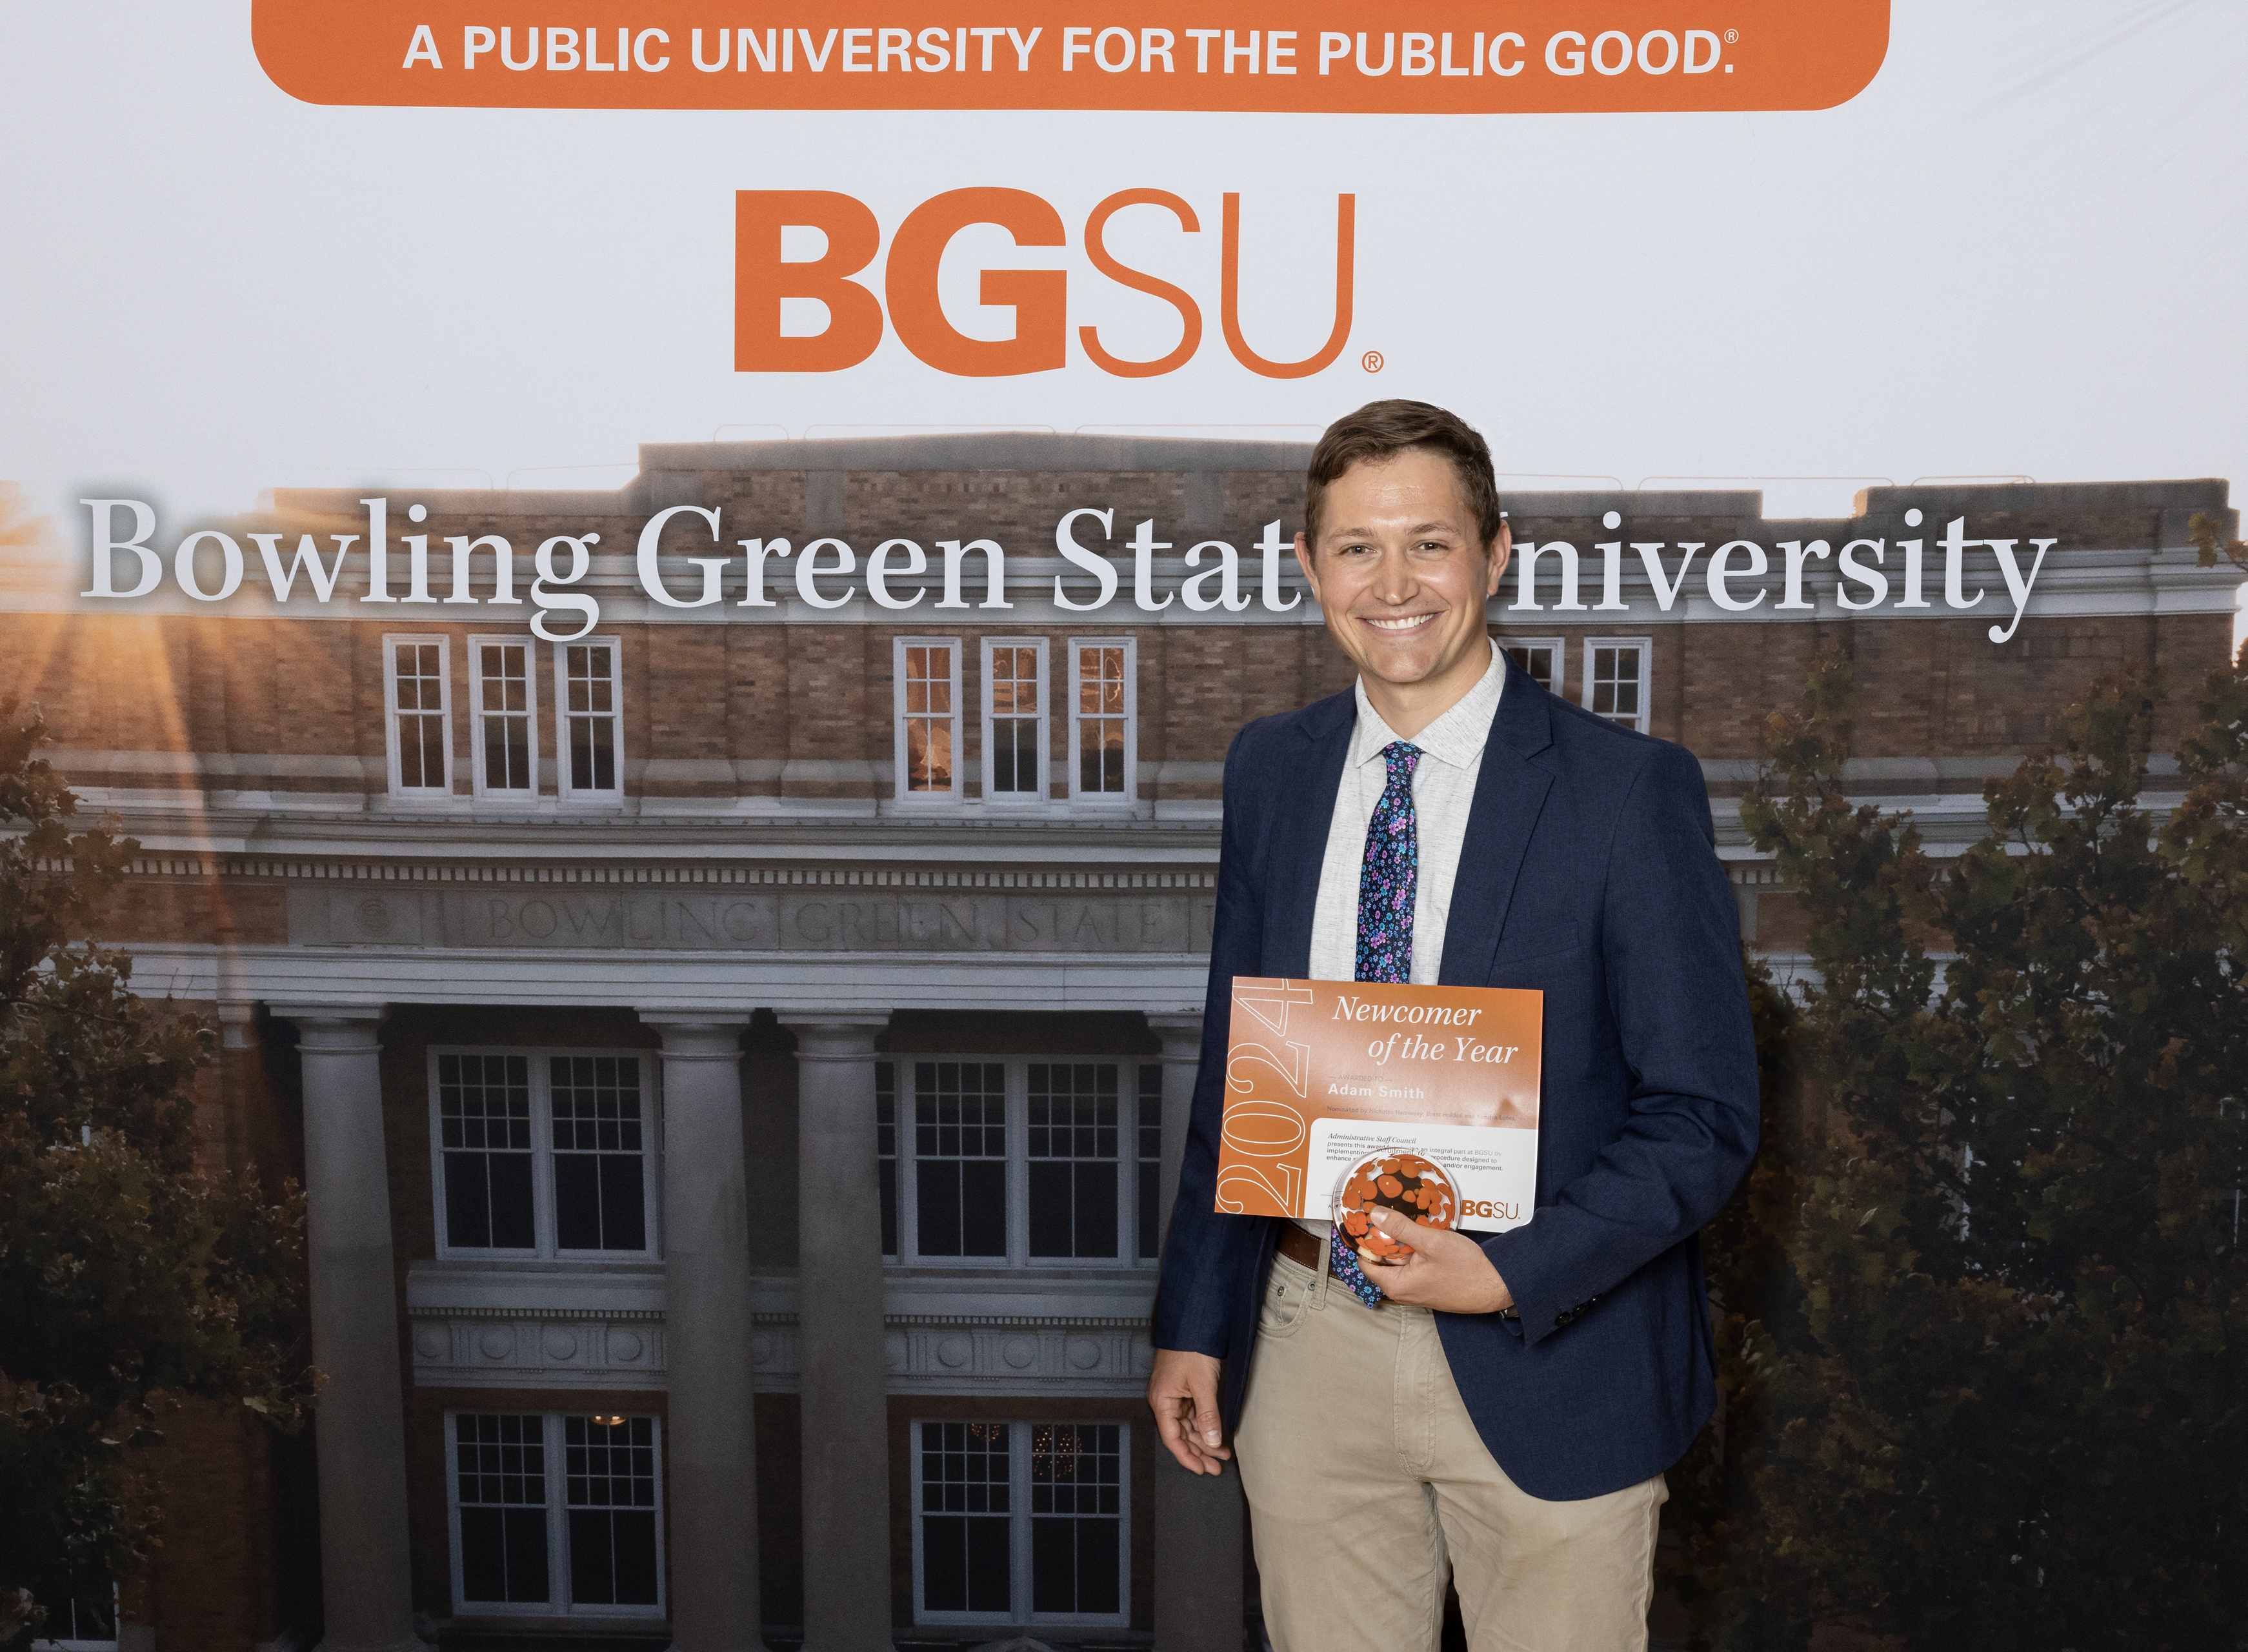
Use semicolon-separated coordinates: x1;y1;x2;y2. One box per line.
1858;479;2231;513
250;432;2232;541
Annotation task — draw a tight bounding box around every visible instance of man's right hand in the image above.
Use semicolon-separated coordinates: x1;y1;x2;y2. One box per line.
1147;1348;1230;1475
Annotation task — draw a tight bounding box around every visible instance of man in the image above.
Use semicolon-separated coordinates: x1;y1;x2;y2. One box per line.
1148;401;1759;1651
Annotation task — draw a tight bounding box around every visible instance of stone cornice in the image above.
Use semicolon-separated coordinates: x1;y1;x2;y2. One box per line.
30;849;1221;887
22;800;1231;864
404;1260;1160;1395
122;941;1210;1013
35;755;2196;868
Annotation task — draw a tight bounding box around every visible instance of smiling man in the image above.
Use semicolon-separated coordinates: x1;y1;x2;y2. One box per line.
1148;401;1760;1651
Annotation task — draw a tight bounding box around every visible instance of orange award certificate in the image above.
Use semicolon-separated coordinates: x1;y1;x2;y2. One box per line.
1216;977;1542;1234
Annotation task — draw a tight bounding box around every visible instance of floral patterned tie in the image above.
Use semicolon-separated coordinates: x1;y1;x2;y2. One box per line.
1334;740;1421;1306
1354;741;1422;984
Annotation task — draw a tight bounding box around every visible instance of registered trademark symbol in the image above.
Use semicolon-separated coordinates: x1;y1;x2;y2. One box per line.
1723;28;1738;43
1361;350;1385;373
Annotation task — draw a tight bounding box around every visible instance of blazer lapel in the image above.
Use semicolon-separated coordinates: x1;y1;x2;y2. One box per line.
1438;658;1558;985
1265;689;1356;976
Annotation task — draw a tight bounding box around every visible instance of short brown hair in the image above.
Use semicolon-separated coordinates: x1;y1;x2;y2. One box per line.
1303;399;1503;550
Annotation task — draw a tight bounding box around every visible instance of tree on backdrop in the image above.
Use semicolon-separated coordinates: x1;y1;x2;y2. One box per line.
1663;637;2248;1651
0;700;317;1651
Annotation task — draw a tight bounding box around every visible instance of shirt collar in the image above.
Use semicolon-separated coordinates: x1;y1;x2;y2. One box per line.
1349;639;1505;771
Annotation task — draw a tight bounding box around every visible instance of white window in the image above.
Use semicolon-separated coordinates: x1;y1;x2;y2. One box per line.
911;1420;1129;1629
981;638;1048;803
446;1411;665;1618
1501;636;1564;695
28;1583;115;1650
554;638;623;802
429;1050;659;1261
895;637;961;801
470;636;539;799
1583;638;1652;732
1067;638;1135;803
383;634;453;798
878;1059;1158;1266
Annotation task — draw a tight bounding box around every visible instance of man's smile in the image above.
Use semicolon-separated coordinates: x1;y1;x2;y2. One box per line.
1360;611;1443;634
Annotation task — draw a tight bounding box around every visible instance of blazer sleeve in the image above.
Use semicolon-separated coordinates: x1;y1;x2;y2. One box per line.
1152;726;1272;1357
1477;741;1760;1347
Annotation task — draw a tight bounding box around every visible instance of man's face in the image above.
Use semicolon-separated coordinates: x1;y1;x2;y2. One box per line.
1294;448;1511;695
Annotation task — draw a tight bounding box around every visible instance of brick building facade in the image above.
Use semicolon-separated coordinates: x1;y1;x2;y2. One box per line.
2;434;2239;1651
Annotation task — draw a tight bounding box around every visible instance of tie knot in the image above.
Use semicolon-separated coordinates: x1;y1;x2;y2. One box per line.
1381;741;1422;785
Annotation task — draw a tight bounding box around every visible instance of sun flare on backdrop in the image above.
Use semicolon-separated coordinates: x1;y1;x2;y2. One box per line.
1;482;209;845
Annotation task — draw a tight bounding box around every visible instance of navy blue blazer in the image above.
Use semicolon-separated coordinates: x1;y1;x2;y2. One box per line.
1152;654;1760;1502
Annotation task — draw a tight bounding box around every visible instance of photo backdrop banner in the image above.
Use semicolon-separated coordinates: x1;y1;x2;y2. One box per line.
3;5;2246;1648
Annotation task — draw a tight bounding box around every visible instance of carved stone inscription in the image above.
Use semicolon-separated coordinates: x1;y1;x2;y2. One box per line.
290;887;1216;953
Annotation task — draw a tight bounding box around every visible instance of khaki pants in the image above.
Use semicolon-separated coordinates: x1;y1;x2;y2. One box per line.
1234;1250;1665;1652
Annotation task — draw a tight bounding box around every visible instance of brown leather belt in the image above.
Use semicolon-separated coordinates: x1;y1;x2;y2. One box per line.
1276;1221;1332;1274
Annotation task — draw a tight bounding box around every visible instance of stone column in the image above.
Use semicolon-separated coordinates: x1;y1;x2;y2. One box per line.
778;1016;894;1652
643;1018;770;1652
1732;867;1761;944
290;1009;426;1652
1147;1013;1245;1652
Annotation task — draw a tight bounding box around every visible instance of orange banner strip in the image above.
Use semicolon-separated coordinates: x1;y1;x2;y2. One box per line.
253;3;1888;113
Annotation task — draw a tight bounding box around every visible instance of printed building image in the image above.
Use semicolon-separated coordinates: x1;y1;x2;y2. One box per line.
2;433;2240;1651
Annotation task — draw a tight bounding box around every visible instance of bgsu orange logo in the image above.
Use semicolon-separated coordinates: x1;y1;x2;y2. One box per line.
734;187;1354;378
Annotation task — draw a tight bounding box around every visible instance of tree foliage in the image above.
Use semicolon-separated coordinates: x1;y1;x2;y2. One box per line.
0;701;317;1651
2188;508;2248;578
1665;650;2248;1649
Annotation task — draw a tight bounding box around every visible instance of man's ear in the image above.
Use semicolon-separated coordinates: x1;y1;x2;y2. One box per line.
1294;530;1321;599
1485;521;1512;596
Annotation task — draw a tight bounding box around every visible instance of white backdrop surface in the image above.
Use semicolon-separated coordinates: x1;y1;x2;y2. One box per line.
2;3;2244;538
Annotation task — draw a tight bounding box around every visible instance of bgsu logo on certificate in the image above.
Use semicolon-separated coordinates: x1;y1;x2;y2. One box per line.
1216;976;1542;1233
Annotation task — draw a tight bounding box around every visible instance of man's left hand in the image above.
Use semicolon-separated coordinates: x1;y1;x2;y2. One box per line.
1360;1208;1515;1315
